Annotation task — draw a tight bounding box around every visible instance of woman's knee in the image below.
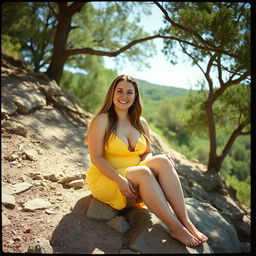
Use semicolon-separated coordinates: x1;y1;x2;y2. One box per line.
153;154;174;167
126;166;154;182
146;154;176;177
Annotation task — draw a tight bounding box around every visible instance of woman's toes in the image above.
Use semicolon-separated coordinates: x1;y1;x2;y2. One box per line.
190;238;201;247
202;235;208;242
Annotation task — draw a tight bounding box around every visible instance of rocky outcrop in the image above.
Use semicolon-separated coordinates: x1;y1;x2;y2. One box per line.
85;196;241;253
1;53;250;253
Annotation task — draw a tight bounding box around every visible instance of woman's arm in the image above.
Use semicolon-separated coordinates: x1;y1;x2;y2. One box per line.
140;116;153;161
87;113;137;198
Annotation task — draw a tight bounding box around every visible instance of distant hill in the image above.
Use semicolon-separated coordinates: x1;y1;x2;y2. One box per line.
134;78;195;124
136;78;192;102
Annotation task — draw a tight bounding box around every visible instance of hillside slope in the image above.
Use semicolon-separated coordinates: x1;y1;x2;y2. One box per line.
1;53;250;253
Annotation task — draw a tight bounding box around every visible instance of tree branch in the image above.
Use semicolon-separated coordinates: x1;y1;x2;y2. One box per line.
211;71;250;103
47;2;58;18
205;53;217;93
216;54;224;87
240;130;250;135
220;124;249;160
64;35;164;58
64;34;239;59
178;42;206;75
68;2;87;15
154;1;239;59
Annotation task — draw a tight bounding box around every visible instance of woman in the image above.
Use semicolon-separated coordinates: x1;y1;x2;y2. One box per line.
86;75;208;247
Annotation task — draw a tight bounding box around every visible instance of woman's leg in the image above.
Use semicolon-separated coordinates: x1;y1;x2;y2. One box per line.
125;166;201;247
146;154;208;243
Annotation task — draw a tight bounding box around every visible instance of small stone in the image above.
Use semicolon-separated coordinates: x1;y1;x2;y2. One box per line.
2;193;16;209
65;179;85;188
91;248;105;254
107;216;130;233
45;209;55;215
27;238;53;253
13;236;22;242
2;182;32;195
2;214;12;227
23;198;51;211
23;149;38;161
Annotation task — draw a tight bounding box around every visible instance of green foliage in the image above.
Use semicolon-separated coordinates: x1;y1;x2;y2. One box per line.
2;2;156;75
60;56;118;113
161;2;250;69
138;79;190;123
221;172;251;207
1;35;22;59
2;2;31;40
183;89;208;134
213;84;251;137
222;135;251;181
2;2;57;71
182;82;251;137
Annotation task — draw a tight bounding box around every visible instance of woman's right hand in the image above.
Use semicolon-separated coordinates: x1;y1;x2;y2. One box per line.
117;175;137;199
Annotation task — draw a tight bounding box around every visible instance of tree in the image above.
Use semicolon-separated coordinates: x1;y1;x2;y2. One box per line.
2;2;57;72
2;2;159;83
155;2;251;173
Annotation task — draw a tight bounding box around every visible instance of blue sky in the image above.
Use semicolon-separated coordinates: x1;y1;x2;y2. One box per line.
103;3;205;90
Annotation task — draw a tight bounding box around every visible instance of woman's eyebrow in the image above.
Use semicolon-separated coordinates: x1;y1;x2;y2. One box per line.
116;87;134;92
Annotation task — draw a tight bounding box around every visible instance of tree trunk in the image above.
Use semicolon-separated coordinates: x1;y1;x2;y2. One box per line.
45;3;86;83
46;12;71;83
204;98;218;172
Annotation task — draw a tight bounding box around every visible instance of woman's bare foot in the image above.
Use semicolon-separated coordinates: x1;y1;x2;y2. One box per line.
182;219;208;243
169;226;201;247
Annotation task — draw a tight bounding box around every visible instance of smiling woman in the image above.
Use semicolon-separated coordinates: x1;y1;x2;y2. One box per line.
85;74;208;247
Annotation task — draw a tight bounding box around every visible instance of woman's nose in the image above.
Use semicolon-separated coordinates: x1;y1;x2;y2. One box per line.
122;94;128;99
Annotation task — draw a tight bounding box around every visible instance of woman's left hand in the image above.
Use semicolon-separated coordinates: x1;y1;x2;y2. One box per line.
166;154;175;167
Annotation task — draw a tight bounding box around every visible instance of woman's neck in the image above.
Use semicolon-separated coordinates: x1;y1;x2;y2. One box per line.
115;107;129;122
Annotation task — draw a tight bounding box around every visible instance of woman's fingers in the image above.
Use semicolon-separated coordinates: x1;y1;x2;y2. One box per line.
120;178;137;198
129;180;136;193
128;181;137;198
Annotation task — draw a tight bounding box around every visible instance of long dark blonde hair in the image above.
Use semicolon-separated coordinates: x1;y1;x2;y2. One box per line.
96;74;149;144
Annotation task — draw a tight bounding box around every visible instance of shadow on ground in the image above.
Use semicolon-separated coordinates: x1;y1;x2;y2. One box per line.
50;195;124;254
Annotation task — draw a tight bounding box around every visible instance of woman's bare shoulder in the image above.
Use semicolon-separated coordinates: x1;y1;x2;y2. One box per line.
91;113;108;126
140;116;149;132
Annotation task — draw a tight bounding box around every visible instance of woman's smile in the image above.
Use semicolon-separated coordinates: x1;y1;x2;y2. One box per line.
118;99;129;104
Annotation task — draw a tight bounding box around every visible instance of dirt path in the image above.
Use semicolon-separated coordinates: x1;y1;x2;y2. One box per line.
2;106;126;253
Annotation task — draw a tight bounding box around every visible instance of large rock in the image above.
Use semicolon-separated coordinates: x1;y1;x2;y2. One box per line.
125;198;241;253
1;92;18;115
86;198;119;221
185;198;241;253
125;207;213;254
207;191;245;223
2;120;28;137
2;78;46;114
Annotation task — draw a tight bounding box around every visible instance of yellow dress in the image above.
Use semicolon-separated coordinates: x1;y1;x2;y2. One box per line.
86;133;149;210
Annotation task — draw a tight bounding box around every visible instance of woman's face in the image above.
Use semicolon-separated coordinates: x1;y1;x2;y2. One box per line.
113;80;136;111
